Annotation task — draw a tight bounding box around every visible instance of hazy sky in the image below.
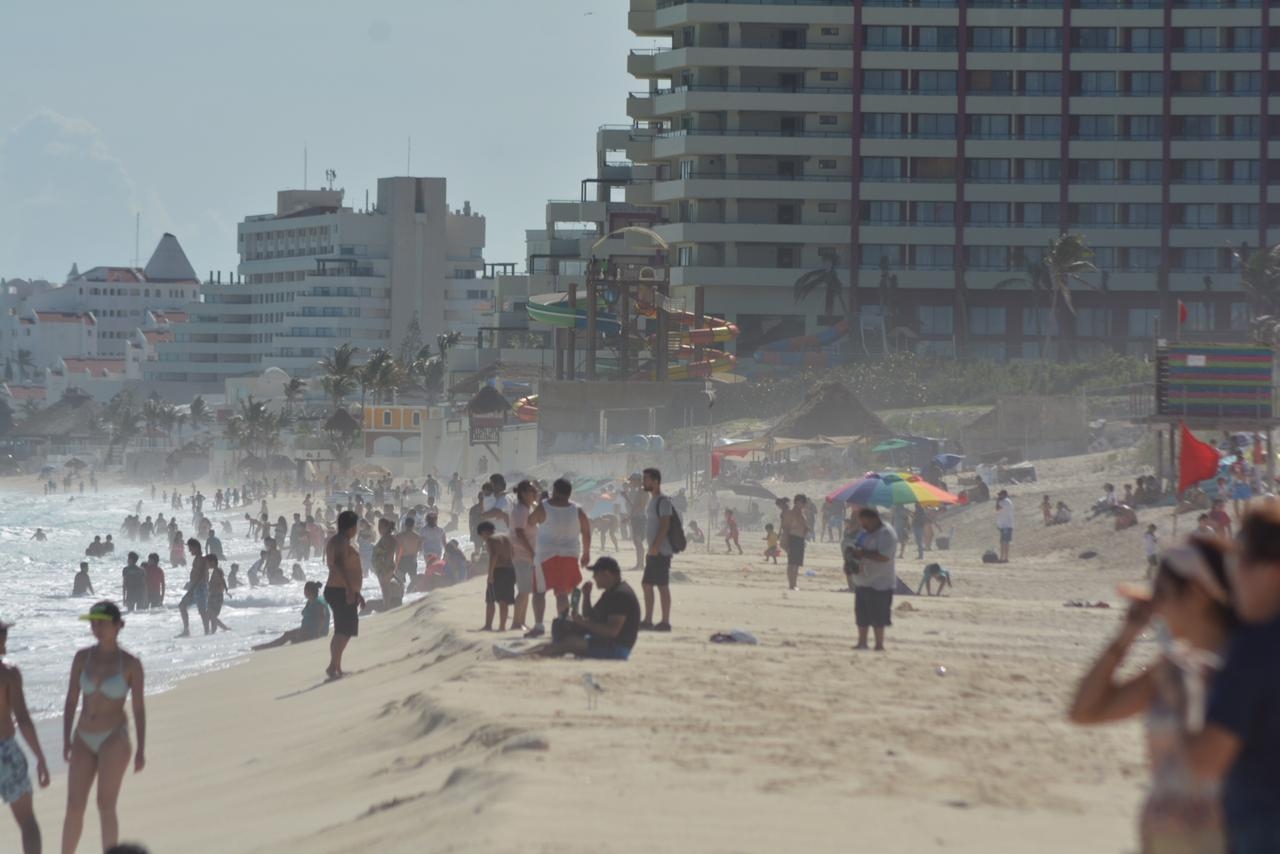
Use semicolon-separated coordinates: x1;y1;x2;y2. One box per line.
0;0;648;282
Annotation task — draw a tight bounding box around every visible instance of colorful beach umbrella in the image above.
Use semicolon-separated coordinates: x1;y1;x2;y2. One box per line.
825;472;960;507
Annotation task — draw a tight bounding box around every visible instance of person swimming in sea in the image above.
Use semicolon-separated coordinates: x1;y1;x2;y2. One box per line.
31;529;46;542
72;564;94;598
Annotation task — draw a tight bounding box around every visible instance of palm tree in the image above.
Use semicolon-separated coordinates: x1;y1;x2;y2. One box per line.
1231;242;1280;345
997;235;1099;357
173;411;188;447
318;343;360;410
16;349;34;381
188;395;210;435
282;377;306;415
141;396;166;447
359;349;396;406
792;250;846;317
103;391;141;465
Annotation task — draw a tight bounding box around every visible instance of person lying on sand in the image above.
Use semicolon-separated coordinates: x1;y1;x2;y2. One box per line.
501;558;639;661
253;582;330;650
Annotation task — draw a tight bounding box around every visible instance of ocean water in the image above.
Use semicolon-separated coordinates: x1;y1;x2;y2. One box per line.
0;484;326;719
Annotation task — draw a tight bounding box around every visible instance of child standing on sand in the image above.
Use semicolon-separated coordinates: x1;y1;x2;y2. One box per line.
724;509;743;555
763;524;781;564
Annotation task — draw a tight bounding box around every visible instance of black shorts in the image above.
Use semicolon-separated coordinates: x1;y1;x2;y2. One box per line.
488;566;516;605
854;588;894;629
324;586;359;637
642;554;671;586
787;535;806;567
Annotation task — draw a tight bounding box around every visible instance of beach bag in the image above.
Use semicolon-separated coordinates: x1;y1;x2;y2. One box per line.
982;549;1000;564
663;497;688;554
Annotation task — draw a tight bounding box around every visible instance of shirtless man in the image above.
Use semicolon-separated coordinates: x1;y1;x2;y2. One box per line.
72;563;94;597
623;475;648;570
323;510;364;680
395;517;423;589
177;538;210;637
0;622;49;853
476;522;517;631
782;495;810;591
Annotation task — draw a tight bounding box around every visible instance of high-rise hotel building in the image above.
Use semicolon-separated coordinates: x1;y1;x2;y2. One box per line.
627;0;1277;359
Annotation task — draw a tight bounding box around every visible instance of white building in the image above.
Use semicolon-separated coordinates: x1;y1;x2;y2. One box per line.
16;310;98;372
23;234;199;360
149;177;486;394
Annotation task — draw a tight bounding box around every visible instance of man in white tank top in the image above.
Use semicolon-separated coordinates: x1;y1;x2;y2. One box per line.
526;478;592;638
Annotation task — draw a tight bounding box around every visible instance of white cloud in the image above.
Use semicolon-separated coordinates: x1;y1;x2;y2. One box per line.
0;109;141;280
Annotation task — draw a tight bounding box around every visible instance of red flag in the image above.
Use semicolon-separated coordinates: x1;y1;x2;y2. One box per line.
1178;301;1189;324
1179;422;1221;494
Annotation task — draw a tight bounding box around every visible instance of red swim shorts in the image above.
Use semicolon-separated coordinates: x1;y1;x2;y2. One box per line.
540;556;582;596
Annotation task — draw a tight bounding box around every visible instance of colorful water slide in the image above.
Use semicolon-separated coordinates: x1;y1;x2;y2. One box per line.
753;320;850;368
514;394;538;423
526;293;623;336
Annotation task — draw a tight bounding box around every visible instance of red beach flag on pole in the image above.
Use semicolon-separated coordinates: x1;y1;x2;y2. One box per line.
1178;300;1189;324
1179;421;1221;494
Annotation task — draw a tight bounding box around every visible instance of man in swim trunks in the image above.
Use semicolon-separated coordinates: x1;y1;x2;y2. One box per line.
323;510;364;680
72;563;94;598
525;478;592;638
476;522;516;631
0;621;49;853
395;516;422;588
144;553;165;609
121;553;146;613
177;538;210;637
781;495;810;591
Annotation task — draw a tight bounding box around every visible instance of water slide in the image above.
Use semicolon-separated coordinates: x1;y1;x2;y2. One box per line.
525;293;739;382
753;320;850;368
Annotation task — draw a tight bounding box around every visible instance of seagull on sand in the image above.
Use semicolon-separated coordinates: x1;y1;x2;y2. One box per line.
582;673;605;709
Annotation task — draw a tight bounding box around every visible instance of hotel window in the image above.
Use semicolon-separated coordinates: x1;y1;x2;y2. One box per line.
915;71;956;94
1179;28;1217;52
965;246;1009;270
912;245;954;269
1023;27;1061;51
1230;160;1260;183
913;202;954;225
1229;72;1260;96
918;305;954;335
1073;27;1117;51
915;114;956;138
1127;160;1163;183
382;411;392;427
861;157;902;179
1079;71;1117;96
1128;309;1160;337
1129;28;1163;51
862;113;903;137
968;70;1012;94
1125;203;1162;227
1177;204;1217;227
1021;203;1059;226
1126;248;1161;272
864;70;901;93
1177;160;1217;183
820;26;839;36
1072;159;1117;182
1229;204;1259;227
866;202;902;224
1023;71;1062;95
860;244;903;268
820;71;839;82
818;159;837;170
818;202;838;213
916;26;958;50
967;115;1010;139
1021;159;1061;182
864;26;903;49
966;159;1011;182
968;307;1007;336
1229;27;1262;50
1228;116;1259;140
1173;71;1214;95
1175;116;1215;140
1023;308;1058;337
968;202;1010;225
1022;115;1061;139
1127;116;1162;140
969;27;1012;51
411;411;421;427
1075;307;1108;337
1127;72;1162;96
1072;202;1116;226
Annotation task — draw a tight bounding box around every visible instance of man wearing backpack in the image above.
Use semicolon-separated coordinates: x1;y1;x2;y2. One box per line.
641;467;676;632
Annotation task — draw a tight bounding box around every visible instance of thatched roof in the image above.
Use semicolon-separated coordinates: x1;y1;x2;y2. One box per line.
467;385;511;415
12;391;100;440
767;381;889;440
324;408;360;435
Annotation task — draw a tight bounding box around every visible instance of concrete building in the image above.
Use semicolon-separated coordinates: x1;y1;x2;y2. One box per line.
626;0;1277;360
16;310;98;372
25;234;199;359
149;178;486;394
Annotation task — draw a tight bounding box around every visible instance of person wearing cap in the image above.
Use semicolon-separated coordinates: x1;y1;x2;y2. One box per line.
1184;507;1280;851
253;582;331;650
0;620;50;854
1069;536;1234;853
517;558;640;660
62;601;147;853
995;490;1014;564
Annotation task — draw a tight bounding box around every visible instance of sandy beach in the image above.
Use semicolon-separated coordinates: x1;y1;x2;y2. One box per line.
8;452;1161;853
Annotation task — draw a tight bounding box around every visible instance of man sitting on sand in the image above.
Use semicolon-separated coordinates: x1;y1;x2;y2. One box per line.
253;582;331;650
503;557;640;660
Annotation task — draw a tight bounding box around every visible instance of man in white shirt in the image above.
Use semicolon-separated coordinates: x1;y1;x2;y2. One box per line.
481;474;513;534
995;489;1014;563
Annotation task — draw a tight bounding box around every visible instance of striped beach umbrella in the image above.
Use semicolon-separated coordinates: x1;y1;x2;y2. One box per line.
825;472;960;507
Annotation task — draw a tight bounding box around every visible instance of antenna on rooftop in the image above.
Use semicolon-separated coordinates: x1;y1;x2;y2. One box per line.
325;169;336;191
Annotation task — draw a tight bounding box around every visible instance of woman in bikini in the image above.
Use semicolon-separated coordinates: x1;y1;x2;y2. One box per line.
61;601;145;853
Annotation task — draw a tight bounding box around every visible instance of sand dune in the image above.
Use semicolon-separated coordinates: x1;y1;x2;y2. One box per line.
13;452;1163;853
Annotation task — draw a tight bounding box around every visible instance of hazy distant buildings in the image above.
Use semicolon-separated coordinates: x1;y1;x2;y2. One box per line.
149;177;486;393
625;0;1275;359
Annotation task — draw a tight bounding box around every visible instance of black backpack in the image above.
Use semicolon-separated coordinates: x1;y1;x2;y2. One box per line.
663;496;687;554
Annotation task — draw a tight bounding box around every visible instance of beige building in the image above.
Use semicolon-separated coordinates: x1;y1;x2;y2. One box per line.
626;0;1277;360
